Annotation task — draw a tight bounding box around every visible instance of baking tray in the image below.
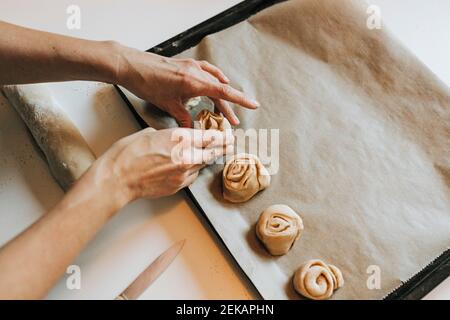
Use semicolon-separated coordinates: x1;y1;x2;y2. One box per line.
114;0;450;300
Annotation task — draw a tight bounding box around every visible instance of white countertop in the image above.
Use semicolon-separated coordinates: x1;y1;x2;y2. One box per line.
0;0;449;300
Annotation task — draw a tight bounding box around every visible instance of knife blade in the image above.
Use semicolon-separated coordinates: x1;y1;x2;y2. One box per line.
115;239;185;300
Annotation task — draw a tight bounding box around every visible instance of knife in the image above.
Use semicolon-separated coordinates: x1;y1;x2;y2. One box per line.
115;239;186;300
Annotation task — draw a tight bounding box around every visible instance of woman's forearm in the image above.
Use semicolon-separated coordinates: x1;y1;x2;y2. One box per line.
0;20;258;126
0;126;233;299
0;161;129;299
0;21;119;85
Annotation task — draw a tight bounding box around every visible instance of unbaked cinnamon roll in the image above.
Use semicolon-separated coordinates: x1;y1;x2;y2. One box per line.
196;109;231;131
256;204;303;255
222;153;270;203
293;259;344;300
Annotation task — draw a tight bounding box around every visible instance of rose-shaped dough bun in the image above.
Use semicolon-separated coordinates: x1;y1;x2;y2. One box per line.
222;153;270;203
197;109;231;131
256;204;303;255
293;259;344;300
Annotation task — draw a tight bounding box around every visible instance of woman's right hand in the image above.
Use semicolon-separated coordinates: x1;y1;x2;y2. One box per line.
92;127;234;205
115;47;259;127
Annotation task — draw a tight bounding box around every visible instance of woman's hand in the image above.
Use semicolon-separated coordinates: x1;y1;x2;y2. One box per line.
0;127;233;299
0;22;258;127
0;24;245;299
0;22;257;127
115;45;259;127
93;127;234;204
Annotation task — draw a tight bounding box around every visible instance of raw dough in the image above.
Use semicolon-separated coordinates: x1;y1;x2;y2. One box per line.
2;84;96;191
196;109;231;131
256;204;303;255
293;259;344;300
222;153;270;203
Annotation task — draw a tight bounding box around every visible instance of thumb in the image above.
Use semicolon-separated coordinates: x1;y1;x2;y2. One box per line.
168;102;193;128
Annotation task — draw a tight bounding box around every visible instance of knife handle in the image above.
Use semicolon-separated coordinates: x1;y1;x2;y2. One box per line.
115;293;129;300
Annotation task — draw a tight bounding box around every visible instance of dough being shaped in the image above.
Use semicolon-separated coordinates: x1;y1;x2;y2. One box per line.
2;84;96;191
293;259;344;300
256;204;303;255
222;153;270;203
196;109;231;131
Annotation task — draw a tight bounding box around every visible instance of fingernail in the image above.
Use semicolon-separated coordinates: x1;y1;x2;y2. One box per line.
251;99;260;108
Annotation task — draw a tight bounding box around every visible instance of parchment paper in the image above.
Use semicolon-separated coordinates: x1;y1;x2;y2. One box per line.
132;0;450;299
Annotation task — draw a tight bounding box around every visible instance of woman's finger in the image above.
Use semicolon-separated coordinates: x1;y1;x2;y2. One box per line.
211;98;239;125
194;129;234;149
168;102;192;128
181;170;199;188
204;83;260;110
201;143;234;164
199;60;230;84
179;142;233;169
174;129;233;155
182;143;233;166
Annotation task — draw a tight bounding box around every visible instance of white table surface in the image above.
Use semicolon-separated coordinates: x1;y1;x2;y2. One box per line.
0;0;449;300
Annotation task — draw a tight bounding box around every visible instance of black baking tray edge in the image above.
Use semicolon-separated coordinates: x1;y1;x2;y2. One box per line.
114;0;450;300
